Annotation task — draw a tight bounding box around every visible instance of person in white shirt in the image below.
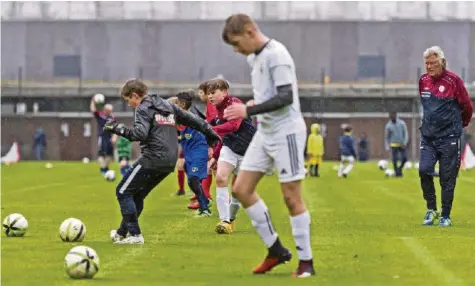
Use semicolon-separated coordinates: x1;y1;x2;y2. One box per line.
222;13;314;278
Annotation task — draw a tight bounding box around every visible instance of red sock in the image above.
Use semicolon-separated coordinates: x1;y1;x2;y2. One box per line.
178;170;185;190
202;174;213;198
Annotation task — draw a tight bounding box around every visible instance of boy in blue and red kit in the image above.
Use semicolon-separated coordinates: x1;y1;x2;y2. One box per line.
169;93;213;217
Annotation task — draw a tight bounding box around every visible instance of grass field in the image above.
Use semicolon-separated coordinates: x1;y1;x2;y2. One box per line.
2;161;475;286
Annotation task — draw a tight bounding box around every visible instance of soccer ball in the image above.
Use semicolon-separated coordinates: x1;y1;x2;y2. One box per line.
60;218;86;242
404;162;413;169
104;170;116;182
64;245;100;279
82;157;90;164
385;169;395;177
414;162;420;169
378;160;388;170
93;93;105;104
3;213;28;237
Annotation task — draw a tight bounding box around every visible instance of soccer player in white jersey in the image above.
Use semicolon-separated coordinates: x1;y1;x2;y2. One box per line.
222;14;315;278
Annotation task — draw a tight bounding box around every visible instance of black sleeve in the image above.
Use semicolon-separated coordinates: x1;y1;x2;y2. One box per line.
122;108;151;141
246;84;293;117
172;104;213;134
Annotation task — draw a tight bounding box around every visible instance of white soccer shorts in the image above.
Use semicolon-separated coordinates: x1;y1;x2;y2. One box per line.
341;155;355;163
240;126;307;183
218;146;243;175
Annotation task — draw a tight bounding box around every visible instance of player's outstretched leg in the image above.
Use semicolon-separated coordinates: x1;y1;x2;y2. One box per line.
281;180;316;278
215;160;235;234
232;170;292;274
188;176;211;217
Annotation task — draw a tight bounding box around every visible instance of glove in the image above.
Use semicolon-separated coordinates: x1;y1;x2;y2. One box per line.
103;119;125;135
204;127;221;147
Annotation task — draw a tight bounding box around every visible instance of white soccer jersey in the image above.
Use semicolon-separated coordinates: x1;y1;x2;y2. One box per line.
247;39;304;133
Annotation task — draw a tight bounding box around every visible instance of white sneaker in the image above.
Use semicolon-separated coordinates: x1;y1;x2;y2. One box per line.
110;229;125;242
114;234;144;244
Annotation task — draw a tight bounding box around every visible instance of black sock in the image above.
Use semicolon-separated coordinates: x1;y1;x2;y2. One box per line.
315;164;319;176
268;237;286;256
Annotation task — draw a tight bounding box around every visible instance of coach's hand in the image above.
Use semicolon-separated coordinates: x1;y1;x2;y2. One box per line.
224;103;247;120
103;119;125;135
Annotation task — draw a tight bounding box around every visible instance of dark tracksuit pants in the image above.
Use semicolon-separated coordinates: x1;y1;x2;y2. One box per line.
116;162;172;236
419;135;462;217
391;146;407;176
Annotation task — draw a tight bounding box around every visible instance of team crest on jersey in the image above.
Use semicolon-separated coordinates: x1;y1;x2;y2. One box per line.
155;113;175;126
192;167;199;172
439;85;445;92
184;133;192;140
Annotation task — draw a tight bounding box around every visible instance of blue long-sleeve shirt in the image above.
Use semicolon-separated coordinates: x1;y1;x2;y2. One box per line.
339;133;356;157
385;119;408;149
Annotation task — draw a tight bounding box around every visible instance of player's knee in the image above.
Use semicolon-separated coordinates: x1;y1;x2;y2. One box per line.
215;172;229;187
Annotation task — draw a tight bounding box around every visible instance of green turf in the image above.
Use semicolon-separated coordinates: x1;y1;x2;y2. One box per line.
2;162;475;286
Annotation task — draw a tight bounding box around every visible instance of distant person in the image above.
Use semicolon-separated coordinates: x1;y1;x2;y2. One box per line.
385;112;408;177
90;97;115;176
357;133;369;162
33;128;46;160
306;123;324;177
418;46;473;227
338;125;356;178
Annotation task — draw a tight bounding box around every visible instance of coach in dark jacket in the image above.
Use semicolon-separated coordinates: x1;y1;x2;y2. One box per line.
418;46;473;227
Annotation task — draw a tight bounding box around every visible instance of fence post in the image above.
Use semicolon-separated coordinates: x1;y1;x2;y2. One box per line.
78;66;83;96
461;68;466;82
138;66;144;79
18;66;23;96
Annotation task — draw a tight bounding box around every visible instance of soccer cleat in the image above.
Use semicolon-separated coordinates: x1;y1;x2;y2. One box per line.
293;260;316;278
439;216;452;227
215;221;233;234
114;234;144;244
253;249;292;274
110;229;125;242
188;198;213;210
176;189;185;196
194;209;212;218
187;201;200;210
423;210;439;225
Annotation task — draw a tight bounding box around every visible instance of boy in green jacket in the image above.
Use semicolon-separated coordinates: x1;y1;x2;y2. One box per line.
112;134;132;176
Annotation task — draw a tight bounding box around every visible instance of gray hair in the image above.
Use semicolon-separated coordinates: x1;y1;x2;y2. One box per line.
423;46;446;68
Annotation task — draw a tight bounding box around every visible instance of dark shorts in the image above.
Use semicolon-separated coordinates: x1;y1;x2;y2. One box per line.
116;162;171;198
184;157;208;181
98;137;114;157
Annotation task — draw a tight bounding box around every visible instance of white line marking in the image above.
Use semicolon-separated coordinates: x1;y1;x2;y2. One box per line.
399;237;465;286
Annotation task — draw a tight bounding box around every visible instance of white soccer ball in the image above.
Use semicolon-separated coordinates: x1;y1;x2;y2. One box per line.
385;169;395;177
45;162;53;169
378;160;388;170
93;93;105;104
104;170;116;182
3;213;28;237
82;157;90;164
64;245;100;279
60;218;86;242
404;162;413;169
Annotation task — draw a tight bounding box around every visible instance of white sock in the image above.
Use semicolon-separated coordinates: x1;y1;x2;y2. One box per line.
245;199;278;247
338;163;345;177
216;187;230;222
290;211;313;260
343;163;354;175
230;196;241;221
